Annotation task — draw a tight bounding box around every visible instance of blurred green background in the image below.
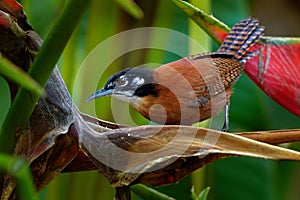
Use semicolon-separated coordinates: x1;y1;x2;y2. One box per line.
1;0;300;199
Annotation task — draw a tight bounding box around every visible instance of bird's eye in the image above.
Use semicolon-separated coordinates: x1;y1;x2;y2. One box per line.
118;78;128;86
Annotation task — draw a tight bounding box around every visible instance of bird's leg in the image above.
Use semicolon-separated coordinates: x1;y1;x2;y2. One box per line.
221;101;230;132
184;97;208;108
194;97;208;107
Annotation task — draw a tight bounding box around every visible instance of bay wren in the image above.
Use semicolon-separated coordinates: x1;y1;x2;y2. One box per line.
87;18;264;131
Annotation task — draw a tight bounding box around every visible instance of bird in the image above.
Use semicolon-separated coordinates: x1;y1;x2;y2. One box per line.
87;18;264;131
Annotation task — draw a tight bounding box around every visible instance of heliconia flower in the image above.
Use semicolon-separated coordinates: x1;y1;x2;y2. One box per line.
0;0;23;18
245;39;300;117
0;10;10;28
173;0;300;117
0;0;32;31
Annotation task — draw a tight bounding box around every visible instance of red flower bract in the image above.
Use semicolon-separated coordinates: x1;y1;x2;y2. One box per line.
245;40;300;117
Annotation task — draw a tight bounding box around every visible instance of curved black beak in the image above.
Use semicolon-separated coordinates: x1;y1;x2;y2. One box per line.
86;88;113;102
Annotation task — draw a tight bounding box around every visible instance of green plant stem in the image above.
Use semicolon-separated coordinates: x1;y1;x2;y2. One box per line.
172;0;230;45
131;184;175;200
188;0;211;195
0;57;44;96
0;154;38;200
0;0;92;154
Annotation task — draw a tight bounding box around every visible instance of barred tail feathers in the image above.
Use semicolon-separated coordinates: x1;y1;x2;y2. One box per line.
218;18;264;64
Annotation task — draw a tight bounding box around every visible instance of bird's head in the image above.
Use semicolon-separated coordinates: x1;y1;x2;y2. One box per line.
86;68;157;102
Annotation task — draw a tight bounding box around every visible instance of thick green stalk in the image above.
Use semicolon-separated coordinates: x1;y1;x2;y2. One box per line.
114;0;144;19
188;0;211;196
0;0;92;154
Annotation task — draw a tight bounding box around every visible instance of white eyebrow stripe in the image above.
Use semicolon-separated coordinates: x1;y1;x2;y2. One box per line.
132;77;144;85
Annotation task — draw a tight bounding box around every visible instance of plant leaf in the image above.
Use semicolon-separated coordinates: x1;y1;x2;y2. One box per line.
193;186;210;200
0;56;44;96
0;153;38;200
